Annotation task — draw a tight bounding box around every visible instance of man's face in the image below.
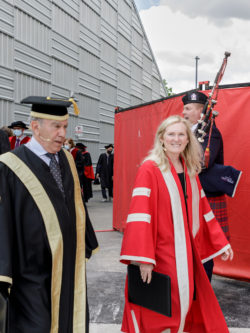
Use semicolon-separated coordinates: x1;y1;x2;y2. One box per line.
13;127;24;137
107;147;113;153
32;118;68;154
182;103;203;125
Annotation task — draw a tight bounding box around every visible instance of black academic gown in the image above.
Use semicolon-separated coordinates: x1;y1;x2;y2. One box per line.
0;146;98;333
81;151;93;202
0;129;10;154
96;153;114;189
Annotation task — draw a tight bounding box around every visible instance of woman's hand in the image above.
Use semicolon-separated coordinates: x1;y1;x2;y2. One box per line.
139;263;154;284
221;246;234;261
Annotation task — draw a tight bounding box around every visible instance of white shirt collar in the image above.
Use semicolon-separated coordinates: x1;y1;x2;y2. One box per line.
25;136;59;165
16;134;26;141
191;123;198;132
25;136;49;157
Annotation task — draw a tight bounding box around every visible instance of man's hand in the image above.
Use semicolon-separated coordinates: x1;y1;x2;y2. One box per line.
139;263;154;284
96;173;99;178
221;246;234;261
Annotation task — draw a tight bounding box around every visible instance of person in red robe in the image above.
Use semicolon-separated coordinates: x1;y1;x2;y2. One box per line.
120;115;233;333
64;138;84;188
8;121;30;149
75;143;95;202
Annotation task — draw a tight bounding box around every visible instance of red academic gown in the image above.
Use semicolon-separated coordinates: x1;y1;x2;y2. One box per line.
120;160;230;333
9;136;30;150
82;151;95;180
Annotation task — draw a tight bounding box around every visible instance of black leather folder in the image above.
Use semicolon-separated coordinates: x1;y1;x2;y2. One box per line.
127;264;171;317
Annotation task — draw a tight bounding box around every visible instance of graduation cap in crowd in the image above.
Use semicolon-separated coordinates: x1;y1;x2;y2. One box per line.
76;143;87;149
8;121;29;129
21;96;80;121
105;144;113;149
182;91;207;105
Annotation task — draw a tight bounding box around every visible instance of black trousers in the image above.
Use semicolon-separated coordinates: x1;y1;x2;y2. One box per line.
203;259;214;282
101;185;113;199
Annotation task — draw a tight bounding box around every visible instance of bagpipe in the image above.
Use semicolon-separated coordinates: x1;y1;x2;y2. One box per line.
195;51;231;167
195;52;242;198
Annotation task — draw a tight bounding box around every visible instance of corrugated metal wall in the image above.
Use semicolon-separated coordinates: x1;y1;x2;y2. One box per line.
0;0;166;165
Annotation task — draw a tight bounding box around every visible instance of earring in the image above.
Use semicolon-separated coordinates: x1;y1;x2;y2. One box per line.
161;142;166;152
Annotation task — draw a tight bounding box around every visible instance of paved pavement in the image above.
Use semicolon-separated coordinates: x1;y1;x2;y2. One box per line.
86;187;250;333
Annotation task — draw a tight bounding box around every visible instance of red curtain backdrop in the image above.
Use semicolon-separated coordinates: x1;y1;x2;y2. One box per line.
113;86;250;281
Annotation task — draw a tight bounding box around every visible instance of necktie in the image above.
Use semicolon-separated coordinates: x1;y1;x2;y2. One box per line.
15;138;20;147
46;153;64;195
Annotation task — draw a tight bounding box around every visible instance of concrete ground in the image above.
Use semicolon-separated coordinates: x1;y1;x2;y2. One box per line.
86;186;250;333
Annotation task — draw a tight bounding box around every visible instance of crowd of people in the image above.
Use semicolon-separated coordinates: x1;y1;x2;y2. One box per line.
0;92;238;333
0;119;114;205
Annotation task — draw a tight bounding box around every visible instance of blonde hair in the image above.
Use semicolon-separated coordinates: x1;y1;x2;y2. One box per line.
144;115;202;176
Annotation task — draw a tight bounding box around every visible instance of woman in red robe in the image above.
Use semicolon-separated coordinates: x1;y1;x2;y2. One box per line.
120;115;233;333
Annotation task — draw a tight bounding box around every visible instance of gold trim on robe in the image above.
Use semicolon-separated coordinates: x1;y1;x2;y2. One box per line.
0;275;12;284
63;149;86;332
0;152;63;333
30;111;69;121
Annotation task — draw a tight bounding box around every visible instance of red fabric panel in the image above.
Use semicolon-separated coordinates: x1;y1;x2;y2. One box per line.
213;87;250;280
113;86;250;280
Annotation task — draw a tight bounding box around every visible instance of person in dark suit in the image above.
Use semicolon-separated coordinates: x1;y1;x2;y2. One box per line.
0;129;10;154
96;144;114;202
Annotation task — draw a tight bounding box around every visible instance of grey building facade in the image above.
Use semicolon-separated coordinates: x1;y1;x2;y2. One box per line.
0;0;166;165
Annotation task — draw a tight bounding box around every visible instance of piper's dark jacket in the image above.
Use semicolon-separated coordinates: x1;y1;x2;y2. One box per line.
0;146;98;333
199;123;241;198
199;124;224;197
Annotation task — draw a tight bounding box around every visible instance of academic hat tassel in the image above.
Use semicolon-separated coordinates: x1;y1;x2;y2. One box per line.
68;98;80;116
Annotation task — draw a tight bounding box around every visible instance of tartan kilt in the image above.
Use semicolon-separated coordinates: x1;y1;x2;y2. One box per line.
207;195;230;241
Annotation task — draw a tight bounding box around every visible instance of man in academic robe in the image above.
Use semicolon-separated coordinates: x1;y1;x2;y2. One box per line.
0;96;98;333
182;91;241;280
96;144;114;202
8;120;30;149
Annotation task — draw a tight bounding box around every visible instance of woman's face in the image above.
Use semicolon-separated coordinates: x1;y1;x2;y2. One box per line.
162;122;189;157
64;140;71;148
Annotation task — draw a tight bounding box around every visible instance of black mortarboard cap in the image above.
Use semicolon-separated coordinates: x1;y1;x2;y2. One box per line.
182;91;207;105
8;121;29;129
21;96;80;120
105;144;114;149
76;143;87;149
